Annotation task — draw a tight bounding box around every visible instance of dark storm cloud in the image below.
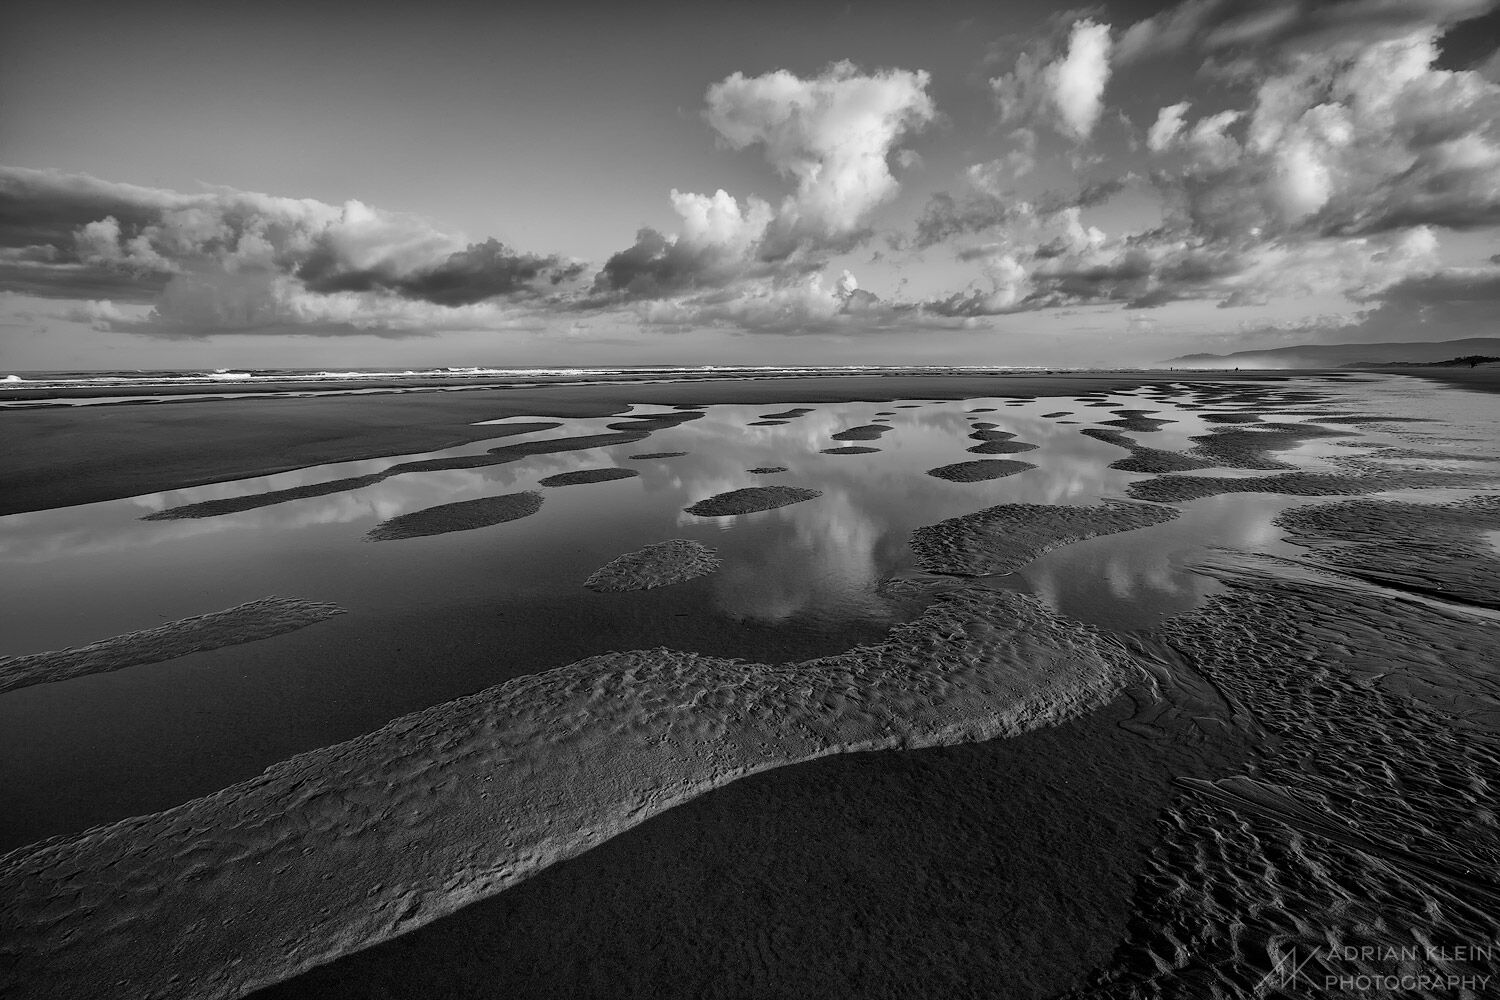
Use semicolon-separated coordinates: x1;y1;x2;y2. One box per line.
0;261;169;302
590;228;744;299
0;168;171;252
300;238;587;306
0;166;583;331
1116;0;1499;63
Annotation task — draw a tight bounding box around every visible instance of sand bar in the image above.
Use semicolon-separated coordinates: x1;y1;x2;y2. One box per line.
366;491;543;541
926;459;1035;482
829;424;892;441
684;486;822;516
583;539;721;592
537;468;638;487
0;598;346;695
911;501;1180;576
146;430;646;520
1276;495;1500;609
0;588;1134;1000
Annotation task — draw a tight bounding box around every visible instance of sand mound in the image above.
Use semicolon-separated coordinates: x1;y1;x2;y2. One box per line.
911;501;1179;576
1069;555;1500;997
926;460;1035;483
747;420;789;426
537;468;638;488
760;408;814;419
1100;410;1175;433
822;446;881;455
1276;495;1500;609
967;440;1039;455
830;425;892;441
1199;412;1262;424
1126;469;1487;503
627;452;687;460
1187;422;1357;470
1080;427;1215;474
582;540;721;592
1041;411;1072;418
146;430;642;521
746;466;786;474
0;589;1133;1000
0;598;346;695
604;412;705;432
367;491;543;540
968;428;1016;441
683;486;822;516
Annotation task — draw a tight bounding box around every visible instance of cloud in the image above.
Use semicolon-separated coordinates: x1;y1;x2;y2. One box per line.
1147;102;1192;152
0;165;577;333
300;236;585;306
991;19;1114;142
703;60;935;239
1049;20;1114;142
631;268;930;335
1146;32;1500;238
927;246;1031;316
593;62;936;303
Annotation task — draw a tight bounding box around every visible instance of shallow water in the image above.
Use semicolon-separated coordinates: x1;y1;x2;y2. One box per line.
1;377;1495;851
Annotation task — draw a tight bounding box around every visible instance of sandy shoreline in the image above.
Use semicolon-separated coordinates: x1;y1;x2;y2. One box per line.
0;370;1382;516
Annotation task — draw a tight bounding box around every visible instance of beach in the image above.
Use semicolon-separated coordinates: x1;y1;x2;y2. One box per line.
2;368;1498;1000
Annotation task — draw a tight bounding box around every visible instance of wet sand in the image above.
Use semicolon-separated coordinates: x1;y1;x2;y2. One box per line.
926;459;1036;482
5;368;1500;999
583;540;721;593
683;485;823;516
367;491;544;541
251;698;1221;1000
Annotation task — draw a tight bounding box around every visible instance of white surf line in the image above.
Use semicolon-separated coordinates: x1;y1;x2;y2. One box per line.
0;587;1136;1000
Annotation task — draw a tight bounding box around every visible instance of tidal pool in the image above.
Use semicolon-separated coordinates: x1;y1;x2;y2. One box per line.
1;377;1494;850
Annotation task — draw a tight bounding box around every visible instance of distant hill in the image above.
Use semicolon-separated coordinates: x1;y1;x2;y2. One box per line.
1162;337;1500;369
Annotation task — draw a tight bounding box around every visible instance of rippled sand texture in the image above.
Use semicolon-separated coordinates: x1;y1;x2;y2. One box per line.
683;486;823;516
829;424;893;441
583;540;721;593
0;598;346;695
366;490;544;541
911;502;1180;576
1277;495;1500;609
926;459;1035;482
1080;428;1215;474
1127;468;1488;503
0;589;1134;1000
1068;556;1500;999
537;467;639;487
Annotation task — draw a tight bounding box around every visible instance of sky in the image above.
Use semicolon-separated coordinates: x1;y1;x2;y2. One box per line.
2;0;1499;370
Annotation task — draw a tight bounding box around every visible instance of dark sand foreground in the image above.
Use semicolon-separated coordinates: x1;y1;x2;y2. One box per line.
252;698;1223;1000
